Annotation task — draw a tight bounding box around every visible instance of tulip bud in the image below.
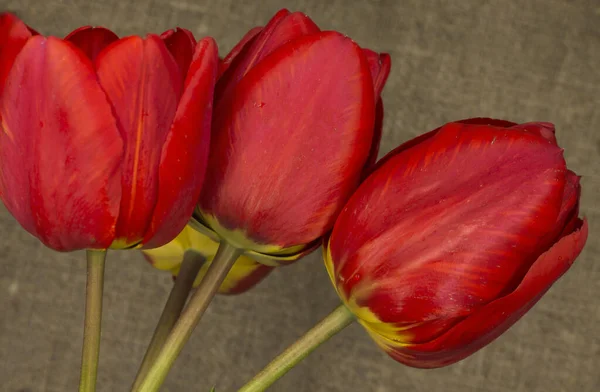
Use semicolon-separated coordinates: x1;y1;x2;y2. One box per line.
325;118;588;368
0;14;218;251
143;225;273;294
194;9;391;265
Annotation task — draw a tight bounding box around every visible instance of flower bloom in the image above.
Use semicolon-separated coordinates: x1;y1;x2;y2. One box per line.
325;118;588;368
0;13;218;251
143;225;273;294
195;9;391;265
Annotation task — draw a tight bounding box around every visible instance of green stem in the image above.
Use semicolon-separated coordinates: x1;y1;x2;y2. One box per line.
130;252;205;391
135;242;242;392
237;304;355;392
79;250;107;392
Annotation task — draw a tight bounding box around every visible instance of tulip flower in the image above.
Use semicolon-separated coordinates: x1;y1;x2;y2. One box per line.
193;8;391;265
0;13;219;252
0;14;219;392
327;118;588;367
135;10;390;392
237;118;588;392
143;225;273;294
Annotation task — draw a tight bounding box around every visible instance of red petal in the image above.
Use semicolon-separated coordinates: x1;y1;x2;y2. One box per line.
370;117;519;177
64;26;119;62
555;170;581;238
510;122;558;145
457;118;517;127
142;38;218;248
95;35;182;245
363;98;384;174
200;31;375;249
362;50;391;97
331;122;567;325
0;36;122;250
220;26;263;77
385;219;588;368
216;9;320;103
160;28;196;80
0;13;32;94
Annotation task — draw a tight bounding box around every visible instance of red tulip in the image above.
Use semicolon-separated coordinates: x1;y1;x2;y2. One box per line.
325;118;588;368
0;13;218;251
195;9;391;264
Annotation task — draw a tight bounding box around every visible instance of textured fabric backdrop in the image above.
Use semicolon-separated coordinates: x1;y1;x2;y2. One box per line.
0;0;598;391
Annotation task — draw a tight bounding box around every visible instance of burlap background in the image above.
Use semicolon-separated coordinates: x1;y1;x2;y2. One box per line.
0;0;598;391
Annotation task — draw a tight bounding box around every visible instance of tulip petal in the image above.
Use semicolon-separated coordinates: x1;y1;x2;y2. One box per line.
96;35;182;247
201;31;375;250
363;99;384;172
510;122;558;145
216;9;320;102
0;13;32;95
0;36;122;250
142;37;218;249
64;26;119;62
372;117;518;175
457;118;517;127
380;219;588;368
331;122;567;326
160;28;196;80
362;50;391;97
220;26;263;77
556;170;581;238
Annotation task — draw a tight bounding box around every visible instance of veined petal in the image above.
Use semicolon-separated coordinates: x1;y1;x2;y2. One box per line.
216;9;320;102
0;13;32;95
380;220;588;368
142;37;218;248
331;122;567;325
200;31;375;250
96;35;182;247
0;36;122;250
64;26;119;62
160;28;196;80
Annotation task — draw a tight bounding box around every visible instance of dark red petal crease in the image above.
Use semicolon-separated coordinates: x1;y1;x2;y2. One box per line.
95;35;182;245
385;220;588;368
65;26;119;62
555;170;581;238
160;28;196;79
0;36;122;250
363;99;384;173
362;50;391;97
143;37;219;248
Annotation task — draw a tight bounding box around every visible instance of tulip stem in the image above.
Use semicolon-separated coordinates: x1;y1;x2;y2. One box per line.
135;242;242;392
237;304;355;392
130;252;205;391
79;250;107;392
